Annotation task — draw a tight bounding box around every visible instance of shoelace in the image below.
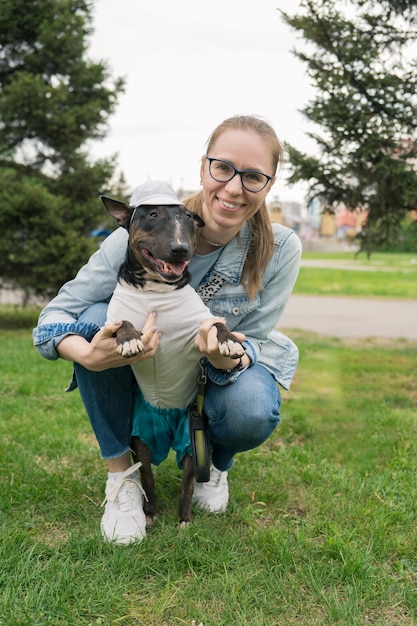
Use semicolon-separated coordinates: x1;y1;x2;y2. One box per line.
101;461;148;507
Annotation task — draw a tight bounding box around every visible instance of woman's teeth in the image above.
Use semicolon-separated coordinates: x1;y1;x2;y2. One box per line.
221;200;240;209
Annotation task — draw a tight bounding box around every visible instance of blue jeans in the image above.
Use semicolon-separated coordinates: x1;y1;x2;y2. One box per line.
74;303;281;471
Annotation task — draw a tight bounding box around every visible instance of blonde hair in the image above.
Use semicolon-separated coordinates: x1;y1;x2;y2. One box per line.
184;115;285;299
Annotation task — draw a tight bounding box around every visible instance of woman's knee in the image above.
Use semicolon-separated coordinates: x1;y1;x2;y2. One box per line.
204;365;281;444
207;365;280;412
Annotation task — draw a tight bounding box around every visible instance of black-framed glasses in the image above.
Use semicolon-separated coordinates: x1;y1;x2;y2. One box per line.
206;156;273;193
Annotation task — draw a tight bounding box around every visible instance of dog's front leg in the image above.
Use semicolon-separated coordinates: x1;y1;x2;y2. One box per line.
115;320;145;357
178;454;194;528
131;436;157;527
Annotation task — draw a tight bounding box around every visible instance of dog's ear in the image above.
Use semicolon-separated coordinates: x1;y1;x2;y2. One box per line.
100;196;134;229
190;211;205;228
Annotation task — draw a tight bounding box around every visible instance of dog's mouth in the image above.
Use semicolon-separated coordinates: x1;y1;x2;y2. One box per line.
141;249;190;280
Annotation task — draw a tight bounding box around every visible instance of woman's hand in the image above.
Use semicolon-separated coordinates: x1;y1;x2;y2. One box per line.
57;312;160;372
195;318;247;371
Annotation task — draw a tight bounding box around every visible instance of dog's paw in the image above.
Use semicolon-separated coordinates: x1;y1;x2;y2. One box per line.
114;321;145;357
145;514;157;528
116;338;145;358
218;338;245;359
178;520;191;529
214;322;244;359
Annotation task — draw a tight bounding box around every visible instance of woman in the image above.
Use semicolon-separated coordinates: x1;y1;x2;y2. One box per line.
33;114;302;544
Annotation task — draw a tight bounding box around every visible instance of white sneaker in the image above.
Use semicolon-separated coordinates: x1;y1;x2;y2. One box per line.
192;465;229;513
100;462;147;545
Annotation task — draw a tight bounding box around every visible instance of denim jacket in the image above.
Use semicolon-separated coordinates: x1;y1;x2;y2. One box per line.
33;221;302;389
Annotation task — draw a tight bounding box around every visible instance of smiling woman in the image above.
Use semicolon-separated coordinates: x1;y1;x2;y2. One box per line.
186;115;284;297
33;114;302;545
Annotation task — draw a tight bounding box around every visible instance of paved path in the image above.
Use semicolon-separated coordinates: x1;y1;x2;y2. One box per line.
2;277;416;341
279;295;417;340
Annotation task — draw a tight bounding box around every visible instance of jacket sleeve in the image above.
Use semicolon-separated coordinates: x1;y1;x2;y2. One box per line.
33;228;128;359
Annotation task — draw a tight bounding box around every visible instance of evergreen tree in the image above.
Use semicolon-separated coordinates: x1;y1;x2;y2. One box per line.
281;0;417;254
0;0;126;299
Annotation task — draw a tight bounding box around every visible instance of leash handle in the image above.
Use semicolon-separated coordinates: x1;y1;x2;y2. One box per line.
189;360;210;482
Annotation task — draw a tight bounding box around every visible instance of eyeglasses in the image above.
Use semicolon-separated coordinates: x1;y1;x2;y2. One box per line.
206;156;273;193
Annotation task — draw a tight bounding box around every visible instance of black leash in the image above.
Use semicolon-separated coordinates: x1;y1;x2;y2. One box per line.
188;360;210;482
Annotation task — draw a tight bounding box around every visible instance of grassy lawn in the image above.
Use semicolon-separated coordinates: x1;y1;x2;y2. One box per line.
295;251;417;299
1;301;416;625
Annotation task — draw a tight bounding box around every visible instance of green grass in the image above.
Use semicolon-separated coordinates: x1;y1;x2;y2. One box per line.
294;251;417;299
301;251;417;266
1;305;417;625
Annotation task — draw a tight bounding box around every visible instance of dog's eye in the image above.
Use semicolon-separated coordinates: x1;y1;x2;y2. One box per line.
185;212;193;220
148;211;158;218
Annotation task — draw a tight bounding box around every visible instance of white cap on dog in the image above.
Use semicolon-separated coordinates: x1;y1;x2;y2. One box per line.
129;181;183;208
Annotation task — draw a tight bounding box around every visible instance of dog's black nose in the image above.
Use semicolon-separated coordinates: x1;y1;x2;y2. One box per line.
169;242;190;259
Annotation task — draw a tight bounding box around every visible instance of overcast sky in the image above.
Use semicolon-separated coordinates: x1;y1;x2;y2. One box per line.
87;0;316;204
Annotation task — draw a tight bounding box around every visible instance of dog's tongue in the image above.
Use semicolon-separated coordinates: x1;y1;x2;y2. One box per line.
161;260;189;276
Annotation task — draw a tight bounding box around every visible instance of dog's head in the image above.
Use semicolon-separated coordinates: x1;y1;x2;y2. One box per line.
101;195;204;284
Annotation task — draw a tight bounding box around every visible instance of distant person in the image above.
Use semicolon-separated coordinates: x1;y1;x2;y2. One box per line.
33;114;302;544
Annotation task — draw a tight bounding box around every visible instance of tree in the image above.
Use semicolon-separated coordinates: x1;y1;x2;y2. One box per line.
0;0;126;299
280;0;417;254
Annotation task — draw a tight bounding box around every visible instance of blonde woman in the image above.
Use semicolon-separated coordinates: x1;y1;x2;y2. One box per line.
34;115;302;544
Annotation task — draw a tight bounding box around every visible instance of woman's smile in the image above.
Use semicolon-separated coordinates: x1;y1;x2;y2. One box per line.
217;196;244;211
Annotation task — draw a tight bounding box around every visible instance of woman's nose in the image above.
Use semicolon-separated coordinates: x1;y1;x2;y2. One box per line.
224;173;243;194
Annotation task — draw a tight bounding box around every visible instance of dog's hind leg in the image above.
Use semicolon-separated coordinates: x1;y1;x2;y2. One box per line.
178;454;194;528
131;436;158;527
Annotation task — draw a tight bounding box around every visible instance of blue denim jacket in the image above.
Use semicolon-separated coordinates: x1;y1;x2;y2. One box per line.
33;221;302;389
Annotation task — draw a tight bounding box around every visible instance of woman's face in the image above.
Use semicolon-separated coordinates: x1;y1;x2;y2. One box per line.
200;128;276;233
